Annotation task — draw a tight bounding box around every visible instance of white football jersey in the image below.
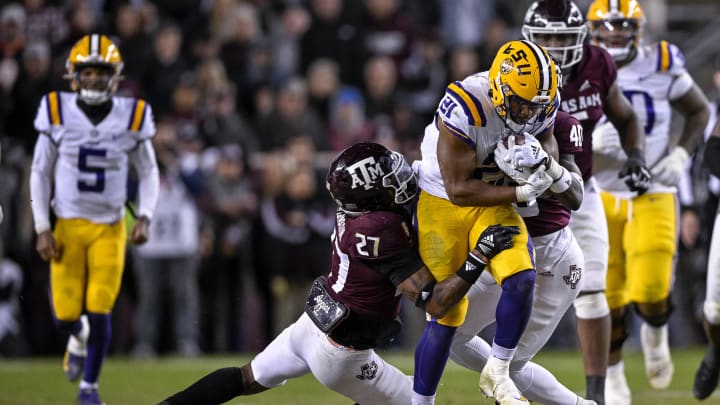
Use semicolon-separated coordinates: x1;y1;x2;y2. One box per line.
416;72;558;199
32;91;156;224
593;41;695;195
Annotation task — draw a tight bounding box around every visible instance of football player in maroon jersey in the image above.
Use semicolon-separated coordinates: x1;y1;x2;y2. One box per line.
521;1;648;403
158;143;520;405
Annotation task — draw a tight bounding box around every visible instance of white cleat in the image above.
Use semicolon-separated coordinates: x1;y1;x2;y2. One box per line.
478;356;529;405
605;361;631;405
575;398;598;405
640;323;674;389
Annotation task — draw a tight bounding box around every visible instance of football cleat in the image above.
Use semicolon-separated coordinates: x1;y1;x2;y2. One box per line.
64;315;89;382
640;323;673;389
576;398;598;405
694;348;720;400
77;388;106;405
605;362;631;405
478;356;529;405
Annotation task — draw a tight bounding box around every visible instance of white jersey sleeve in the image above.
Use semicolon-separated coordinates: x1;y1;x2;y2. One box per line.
658;41;694;101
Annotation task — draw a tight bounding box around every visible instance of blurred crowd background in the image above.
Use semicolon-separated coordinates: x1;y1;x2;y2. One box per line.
0;0;719;358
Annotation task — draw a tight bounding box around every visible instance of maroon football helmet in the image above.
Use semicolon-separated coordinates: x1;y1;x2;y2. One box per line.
522;0;587;72
326;143;417;214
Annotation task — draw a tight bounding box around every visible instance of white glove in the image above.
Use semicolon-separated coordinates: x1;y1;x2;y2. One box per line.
651;146;688;187
516;166;553;202
510;134;548;169
592;121;622;156
495;137;533;185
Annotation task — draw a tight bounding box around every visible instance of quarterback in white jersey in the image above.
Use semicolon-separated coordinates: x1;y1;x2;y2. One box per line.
413;40;579;405
29;34;160;405
588;1;710;403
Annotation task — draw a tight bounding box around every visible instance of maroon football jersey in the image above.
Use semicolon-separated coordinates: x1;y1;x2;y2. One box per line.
526;111;584;236
324;210;415;321
560;44;617;181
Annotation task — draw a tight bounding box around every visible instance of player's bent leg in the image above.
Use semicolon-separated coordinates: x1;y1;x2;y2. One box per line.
574;291;611;404
413;320;458;405
571;181;611;405
479;270;534;404
159;365;268;405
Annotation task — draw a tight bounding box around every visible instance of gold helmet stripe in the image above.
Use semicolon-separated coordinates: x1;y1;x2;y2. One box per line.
520;40;552;97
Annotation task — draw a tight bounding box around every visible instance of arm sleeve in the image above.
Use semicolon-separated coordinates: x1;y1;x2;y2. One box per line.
129;140;160;220
29;134;57;233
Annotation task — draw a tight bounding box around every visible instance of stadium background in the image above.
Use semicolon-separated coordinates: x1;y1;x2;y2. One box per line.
0;0;719;387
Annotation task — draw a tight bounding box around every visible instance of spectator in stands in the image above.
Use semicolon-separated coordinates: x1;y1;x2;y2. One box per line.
255;77;327;152
201;143;259;352
131;118;204;359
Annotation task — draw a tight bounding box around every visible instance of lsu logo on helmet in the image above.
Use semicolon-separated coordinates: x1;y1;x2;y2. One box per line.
488;40;559;135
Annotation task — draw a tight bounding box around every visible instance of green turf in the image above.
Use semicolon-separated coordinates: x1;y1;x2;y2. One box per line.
0;348;718;404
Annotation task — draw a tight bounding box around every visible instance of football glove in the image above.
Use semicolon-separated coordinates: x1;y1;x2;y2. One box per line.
651;146;688;187
509;133;565;181
495;136;533;185
619;149;651;195
475;224;521;260
592;121;622;156
516;166;553;202
509;133;548;170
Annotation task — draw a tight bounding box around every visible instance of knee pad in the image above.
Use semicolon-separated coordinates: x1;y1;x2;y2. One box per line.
574;292;610;319
633;300;674;327
610;307;630;352
502;269;536;294
704;300;720;325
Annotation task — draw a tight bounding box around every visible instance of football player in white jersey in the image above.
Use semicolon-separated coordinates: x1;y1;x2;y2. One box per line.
29;34;160;405
587;1;710;403
413;40;572;405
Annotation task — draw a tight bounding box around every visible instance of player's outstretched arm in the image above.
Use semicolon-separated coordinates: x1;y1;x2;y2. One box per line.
398;225;520;318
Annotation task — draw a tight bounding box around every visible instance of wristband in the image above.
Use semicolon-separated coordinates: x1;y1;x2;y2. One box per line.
549;166;572;193
545;157;564;181
455;251;486;284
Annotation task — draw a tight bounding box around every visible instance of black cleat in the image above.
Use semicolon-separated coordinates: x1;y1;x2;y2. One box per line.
694;350;720;400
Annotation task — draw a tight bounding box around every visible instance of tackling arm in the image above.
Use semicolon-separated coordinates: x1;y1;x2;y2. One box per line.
397;225;520;318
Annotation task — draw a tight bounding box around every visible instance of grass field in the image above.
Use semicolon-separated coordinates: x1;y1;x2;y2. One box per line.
1;348;719;404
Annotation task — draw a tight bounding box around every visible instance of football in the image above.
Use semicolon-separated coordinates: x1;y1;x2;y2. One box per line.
501;133;526;148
